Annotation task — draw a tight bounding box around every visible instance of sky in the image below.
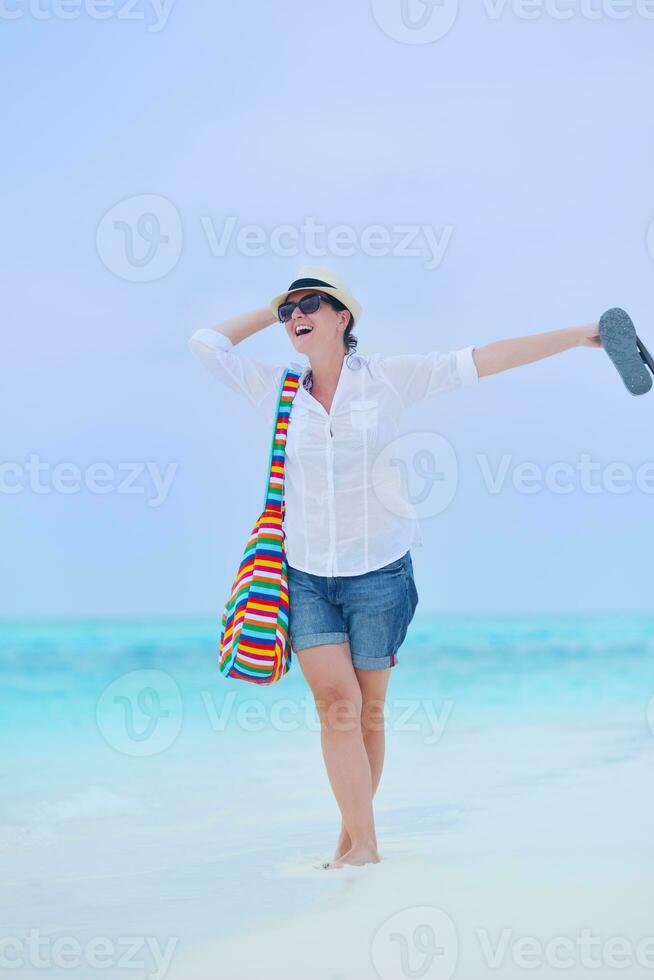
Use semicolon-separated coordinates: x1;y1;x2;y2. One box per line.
2;0;654;616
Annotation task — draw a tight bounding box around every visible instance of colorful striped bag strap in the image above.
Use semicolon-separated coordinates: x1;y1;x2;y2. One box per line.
218;366;302;684
262;367;302;516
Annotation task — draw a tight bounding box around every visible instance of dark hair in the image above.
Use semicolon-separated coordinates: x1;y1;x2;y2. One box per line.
320;294;358;357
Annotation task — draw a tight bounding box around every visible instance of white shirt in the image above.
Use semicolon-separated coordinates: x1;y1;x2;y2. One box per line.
188;328;479;577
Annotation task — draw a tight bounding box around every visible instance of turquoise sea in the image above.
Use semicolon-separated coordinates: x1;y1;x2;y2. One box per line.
3;614;653;743
2;615;654;979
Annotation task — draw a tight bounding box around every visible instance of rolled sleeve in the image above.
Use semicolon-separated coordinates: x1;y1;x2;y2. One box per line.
188;328;234;352
187;327;285;421
454;345;479;388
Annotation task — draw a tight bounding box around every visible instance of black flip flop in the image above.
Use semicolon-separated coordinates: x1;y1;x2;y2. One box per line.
598;307;653;396
637;334;654;375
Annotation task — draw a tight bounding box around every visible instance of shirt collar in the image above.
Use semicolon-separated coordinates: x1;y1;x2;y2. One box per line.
299;353;364;389
296;353;365;410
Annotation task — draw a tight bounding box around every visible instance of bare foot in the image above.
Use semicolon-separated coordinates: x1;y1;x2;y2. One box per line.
323;841;380;870
333;825;351;863
333;823;379;863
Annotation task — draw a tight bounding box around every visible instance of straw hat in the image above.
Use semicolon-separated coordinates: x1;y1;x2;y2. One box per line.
269;266;362;324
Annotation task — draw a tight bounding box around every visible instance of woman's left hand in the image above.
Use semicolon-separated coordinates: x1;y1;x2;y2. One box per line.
577;322;602;348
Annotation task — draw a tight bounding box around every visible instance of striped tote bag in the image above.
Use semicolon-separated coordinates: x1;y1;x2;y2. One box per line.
218;367;302;683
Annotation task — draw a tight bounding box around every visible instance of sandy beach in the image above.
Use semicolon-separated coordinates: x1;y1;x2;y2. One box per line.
3;617;653;980
167;718;654;980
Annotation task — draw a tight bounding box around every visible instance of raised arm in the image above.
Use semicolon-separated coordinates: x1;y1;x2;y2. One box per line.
204;306;278;345
472;322;601;378
188;305;287;420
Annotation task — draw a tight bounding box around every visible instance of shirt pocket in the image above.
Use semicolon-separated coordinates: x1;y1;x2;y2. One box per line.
349;398;379;446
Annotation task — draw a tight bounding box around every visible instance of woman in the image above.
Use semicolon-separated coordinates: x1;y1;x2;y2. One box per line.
188;265;601;870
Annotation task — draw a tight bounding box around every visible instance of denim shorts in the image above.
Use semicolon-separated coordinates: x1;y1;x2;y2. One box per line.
287;550;419;670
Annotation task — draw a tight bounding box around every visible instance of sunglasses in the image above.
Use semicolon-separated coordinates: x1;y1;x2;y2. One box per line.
278;292;331;323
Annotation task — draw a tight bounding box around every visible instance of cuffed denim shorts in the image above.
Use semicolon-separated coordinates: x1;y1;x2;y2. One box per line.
287;550;419;670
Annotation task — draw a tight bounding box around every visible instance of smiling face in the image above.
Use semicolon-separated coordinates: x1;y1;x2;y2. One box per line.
282;289;351;355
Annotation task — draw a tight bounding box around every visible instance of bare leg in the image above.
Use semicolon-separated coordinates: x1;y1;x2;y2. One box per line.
296;642;379;867
334;665;391;861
